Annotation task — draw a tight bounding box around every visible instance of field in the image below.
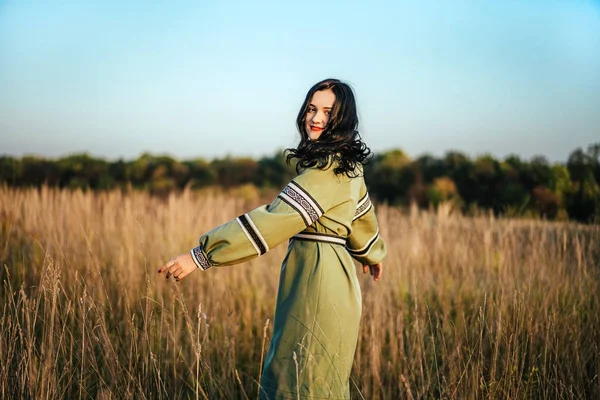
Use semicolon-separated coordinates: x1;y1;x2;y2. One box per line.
1;186;599;399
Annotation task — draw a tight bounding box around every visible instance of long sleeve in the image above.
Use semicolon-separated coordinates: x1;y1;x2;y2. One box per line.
346;188;387;265
190;165;346;270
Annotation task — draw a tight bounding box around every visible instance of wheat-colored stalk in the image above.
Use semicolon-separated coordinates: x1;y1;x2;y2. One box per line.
257;318;269;400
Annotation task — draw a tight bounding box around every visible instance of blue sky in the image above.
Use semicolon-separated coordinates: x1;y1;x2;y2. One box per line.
1;0;599;162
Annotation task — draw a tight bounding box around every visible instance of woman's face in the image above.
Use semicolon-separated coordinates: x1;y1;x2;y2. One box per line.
304;89;335;141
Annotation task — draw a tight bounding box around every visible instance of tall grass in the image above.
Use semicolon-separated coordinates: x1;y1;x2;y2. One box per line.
1;186;598;399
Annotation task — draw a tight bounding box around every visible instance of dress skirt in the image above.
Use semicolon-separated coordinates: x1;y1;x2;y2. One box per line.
259;238;362;399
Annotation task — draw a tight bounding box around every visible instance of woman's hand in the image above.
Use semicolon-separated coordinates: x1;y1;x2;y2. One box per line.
158;252;198;282
362;263;382;281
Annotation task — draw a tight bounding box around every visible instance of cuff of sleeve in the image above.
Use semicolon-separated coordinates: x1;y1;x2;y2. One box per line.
190;246;211;270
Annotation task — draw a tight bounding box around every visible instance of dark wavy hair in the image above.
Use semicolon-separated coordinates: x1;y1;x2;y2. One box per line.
286;78;372;177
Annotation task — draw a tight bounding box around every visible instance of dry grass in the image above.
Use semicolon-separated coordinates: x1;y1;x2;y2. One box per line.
0;186;599;399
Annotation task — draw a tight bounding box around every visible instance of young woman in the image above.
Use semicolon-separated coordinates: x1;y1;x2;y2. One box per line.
158;78;386;399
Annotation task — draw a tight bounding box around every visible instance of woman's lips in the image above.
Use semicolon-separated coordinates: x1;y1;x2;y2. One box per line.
310;126;323;132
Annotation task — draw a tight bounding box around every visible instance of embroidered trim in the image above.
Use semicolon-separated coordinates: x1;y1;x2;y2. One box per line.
346;229;380;256
292;232;346;246
354;192;373;221
278;180;324;226
236;214;268;256
190;246;211;270
236;217;260;255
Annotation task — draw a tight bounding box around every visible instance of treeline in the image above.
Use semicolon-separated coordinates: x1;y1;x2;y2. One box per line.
1;143;599;222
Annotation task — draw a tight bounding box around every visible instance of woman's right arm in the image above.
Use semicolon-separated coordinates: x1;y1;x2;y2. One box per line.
188;166;346;271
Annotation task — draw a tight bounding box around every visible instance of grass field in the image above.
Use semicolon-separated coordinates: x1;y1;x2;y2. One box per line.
1;186;599;399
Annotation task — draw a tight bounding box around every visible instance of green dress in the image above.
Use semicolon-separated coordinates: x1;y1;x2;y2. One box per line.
190;162;387;399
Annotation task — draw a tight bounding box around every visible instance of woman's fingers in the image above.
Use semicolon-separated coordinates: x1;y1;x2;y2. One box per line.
158;259;181;279
158;260;176;274
362;263;383;281
175;268;194;282
167;265;182;279
159;253;200;282
370;263;382;281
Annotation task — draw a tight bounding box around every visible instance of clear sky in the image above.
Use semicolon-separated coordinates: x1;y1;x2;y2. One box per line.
1;0;599;162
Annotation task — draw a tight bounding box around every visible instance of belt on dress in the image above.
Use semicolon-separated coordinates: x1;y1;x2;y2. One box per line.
291;232;347;246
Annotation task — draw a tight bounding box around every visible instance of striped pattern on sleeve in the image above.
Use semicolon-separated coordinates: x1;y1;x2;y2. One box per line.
277;180;324;227
236;213;269;256
353;192;372;221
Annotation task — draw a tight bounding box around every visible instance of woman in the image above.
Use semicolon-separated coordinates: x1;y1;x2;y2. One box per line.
158;78;386;399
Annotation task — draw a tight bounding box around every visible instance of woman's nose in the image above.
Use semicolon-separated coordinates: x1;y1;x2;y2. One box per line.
311;111;324;125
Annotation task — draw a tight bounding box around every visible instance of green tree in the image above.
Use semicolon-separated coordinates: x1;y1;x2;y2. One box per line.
128;153;154;188
20;156;60;187
0;156;22;185
211;157;259;188
416;154;445;183
530;156;553;187
566;147;600;222
443;151;476;206
473;154;502;211
497;158;530;214
365;149;414;205
588;142;600;185
57;153;112;190
183;158;217;189
108;159;129;188
255;152;294;188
